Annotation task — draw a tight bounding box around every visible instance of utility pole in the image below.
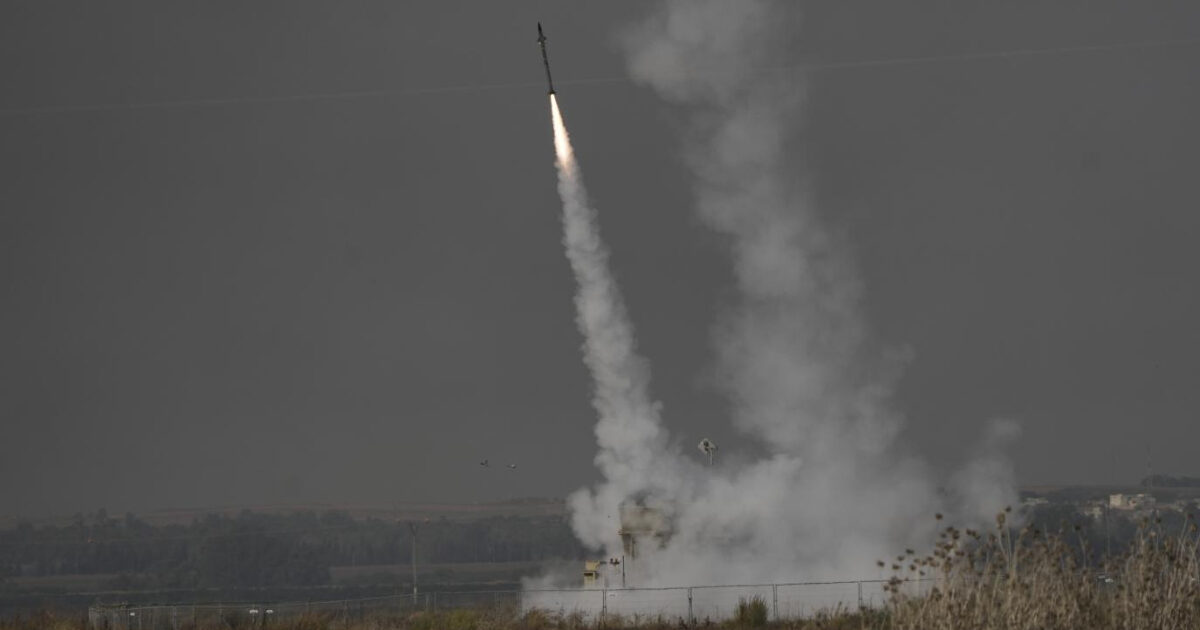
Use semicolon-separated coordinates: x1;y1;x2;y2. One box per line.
1104;503;1111;558
1145;444;1153;489
408;522;419;597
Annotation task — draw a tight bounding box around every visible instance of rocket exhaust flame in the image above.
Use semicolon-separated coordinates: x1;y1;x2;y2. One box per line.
549;96;573;167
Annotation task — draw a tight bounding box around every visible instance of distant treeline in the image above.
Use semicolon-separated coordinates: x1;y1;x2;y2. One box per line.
1141;474;1200;488
1023;502;1197;559
0;509;586;589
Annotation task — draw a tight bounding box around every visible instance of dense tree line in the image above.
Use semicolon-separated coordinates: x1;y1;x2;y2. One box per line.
1140;474;1200;488
0;509;586;589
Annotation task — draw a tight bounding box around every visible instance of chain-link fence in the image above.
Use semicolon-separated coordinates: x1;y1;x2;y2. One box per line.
521;579;928;622
89;579;928;629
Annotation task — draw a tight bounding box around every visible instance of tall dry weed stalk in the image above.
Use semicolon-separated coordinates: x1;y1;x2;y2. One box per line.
885;510;1200;630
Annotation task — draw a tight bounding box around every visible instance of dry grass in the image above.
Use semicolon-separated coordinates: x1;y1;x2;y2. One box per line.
884;510;1200;630
735;596;769;627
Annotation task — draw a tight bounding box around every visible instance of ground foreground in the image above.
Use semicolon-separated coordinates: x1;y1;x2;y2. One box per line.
6;513;1199;629
0;608;880;630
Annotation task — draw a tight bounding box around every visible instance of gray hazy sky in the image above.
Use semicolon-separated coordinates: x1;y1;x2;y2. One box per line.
1;1;1198;517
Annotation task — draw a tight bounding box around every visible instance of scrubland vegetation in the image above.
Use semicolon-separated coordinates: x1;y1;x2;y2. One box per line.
884;509;1200;629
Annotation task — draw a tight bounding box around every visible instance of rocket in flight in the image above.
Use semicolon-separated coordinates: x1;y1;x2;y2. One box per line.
537;22;556;95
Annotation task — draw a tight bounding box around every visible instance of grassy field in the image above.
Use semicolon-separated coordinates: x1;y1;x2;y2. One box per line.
331;561;544;586
1;575;115;592
2;606;877;630
6;509;1199;629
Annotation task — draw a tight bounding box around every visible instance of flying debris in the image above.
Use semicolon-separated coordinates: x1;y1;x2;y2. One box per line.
480;459;489;468
537;22;556;95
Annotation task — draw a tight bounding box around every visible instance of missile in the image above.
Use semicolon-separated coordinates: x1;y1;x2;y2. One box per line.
537;22;556;95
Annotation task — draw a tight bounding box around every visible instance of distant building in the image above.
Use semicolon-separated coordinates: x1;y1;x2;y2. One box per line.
1167;499;1197;513
582;502;672;587
1109;493;1156;511
582;560;602;587
1021;497;1049;510
618;504;671;559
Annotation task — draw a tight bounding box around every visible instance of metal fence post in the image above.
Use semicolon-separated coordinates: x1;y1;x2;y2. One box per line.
772;584;778;620
600;588;607;621
857;581;864;610
687;587;693;623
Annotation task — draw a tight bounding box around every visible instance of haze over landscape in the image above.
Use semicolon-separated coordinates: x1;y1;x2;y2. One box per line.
2;0;1198;525
5;4;1200;627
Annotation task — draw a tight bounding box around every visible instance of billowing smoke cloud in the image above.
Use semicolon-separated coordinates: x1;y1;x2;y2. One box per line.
953;418;1022;524
550;0;1017;590
624;2;903;461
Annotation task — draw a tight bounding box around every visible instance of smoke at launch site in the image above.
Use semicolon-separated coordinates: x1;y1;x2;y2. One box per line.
546;0;1020;587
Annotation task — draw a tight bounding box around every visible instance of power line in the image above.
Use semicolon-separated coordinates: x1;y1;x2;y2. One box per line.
0;37;1194;117
797;36;1199;72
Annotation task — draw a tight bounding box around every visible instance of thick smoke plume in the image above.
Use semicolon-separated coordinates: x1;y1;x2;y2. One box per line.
550;1;1016;590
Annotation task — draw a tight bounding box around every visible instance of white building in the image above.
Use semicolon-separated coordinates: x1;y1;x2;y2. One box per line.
1108;493;1156;510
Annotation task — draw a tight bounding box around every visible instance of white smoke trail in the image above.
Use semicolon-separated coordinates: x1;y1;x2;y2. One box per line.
623;2;883;457
541;2;1016;593
548;95;679;552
